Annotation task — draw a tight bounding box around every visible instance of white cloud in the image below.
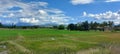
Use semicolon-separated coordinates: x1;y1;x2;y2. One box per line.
37;2;48;7
45;9;63;14
38;10;48;16
70;0;94;5
70;0;120;5
83;11;120;24
83;12;87;16
20;18;39;24
105;0;120;2
1;20;18;25
0;0;70;25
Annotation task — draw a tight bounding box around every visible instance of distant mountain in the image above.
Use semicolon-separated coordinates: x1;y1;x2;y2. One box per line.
15;22;58;27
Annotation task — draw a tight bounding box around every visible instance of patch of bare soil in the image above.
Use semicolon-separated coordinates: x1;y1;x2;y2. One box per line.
109;44;120;54
77;48;109;54
0;51;8;54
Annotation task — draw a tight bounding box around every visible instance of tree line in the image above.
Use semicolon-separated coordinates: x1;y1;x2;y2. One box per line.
0;21;120;31
56;21;119;31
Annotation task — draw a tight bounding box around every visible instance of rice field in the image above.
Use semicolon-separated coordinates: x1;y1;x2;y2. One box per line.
0;28;120;54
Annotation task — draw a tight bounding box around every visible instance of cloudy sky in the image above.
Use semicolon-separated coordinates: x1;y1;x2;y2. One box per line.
0;0;120;26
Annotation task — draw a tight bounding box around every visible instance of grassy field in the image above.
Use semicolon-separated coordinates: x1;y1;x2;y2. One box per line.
0;28;120;54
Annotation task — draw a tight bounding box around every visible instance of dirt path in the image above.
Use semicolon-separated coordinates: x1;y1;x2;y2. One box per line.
7;41;31;54
0;51;8;54
109;45;120;54
76;48;109;54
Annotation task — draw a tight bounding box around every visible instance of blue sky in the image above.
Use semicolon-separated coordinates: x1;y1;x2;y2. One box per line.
0;0;120;26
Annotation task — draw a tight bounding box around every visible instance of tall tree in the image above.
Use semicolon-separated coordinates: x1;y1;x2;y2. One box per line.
102;21;108;27
93;22;99;30
67;23;75;30
108;21;114;27
76;22;82;31
108;21;114;31
83;21;89;31
90;21;94;30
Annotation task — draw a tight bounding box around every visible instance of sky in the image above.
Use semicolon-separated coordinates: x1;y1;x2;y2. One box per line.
0;0;120;26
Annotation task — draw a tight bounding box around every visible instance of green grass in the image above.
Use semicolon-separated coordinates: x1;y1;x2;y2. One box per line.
0;28;120;54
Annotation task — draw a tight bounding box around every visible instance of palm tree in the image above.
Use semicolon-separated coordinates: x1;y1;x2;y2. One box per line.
108;21;114;31
0;22;2;28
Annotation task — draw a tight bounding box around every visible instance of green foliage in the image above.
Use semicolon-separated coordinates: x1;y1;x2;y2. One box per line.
67;21;115;31
67;23;75;30
58;25;65;30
